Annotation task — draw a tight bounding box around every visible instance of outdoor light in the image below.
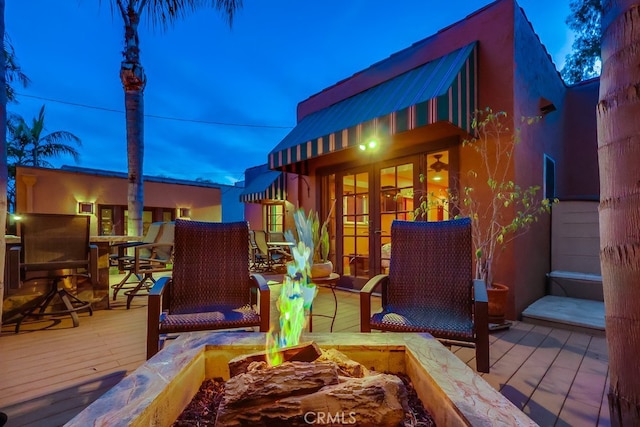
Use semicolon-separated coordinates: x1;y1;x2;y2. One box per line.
432;174;443;182
78;202;94;214
179;207;191;218
358;139;378;151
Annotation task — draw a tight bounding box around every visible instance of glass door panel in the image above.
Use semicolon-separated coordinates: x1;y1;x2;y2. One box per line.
341;171;369;281
376;162;414;274
423;151;451;221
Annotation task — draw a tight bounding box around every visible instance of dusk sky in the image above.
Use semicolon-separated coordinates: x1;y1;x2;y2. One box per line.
6;0;573;185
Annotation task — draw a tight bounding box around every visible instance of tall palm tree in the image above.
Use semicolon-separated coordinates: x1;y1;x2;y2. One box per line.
598;0;640;425
1;0;9;329
105;0;242;236
7;105;81;210
4;33;30;102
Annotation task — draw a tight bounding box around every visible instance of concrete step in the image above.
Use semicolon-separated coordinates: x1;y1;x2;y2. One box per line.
521;295;605;336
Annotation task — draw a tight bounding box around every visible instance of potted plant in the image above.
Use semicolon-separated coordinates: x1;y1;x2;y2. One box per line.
285;201;336;279
416;107;556;326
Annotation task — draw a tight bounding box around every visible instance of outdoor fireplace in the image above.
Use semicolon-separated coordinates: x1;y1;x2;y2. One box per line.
66;332;536;426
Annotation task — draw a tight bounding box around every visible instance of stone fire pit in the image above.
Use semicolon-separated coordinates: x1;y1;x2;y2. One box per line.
66;332;536;426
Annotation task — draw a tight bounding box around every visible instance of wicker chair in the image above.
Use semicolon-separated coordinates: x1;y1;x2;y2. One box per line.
9;213;97;332
146;220;270;359
360;218;490;373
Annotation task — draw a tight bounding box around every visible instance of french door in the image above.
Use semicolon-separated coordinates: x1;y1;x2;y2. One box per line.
329;150;451;289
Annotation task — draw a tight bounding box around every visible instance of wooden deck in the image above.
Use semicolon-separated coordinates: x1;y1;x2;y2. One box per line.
0;273;611;427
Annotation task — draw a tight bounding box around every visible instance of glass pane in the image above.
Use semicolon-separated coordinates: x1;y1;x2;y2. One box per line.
356;173;368;193
425;151;449;221
343;175;354;195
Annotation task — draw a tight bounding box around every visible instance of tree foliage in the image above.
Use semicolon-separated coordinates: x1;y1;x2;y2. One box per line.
6;105;81;210
561;0;602;84
4;34;30;102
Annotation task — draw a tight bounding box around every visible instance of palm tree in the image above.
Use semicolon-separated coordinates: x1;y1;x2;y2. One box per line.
7;105;81;211
597;1;640;425
1;0;9;330
104;0;242;236
4;33;30;102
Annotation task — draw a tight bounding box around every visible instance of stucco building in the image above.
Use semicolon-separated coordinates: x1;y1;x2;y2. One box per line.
13;165;245;236
243;0;600;319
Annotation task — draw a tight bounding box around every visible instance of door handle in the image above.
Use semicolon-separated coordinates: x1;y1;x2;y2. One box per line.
373;230;382;234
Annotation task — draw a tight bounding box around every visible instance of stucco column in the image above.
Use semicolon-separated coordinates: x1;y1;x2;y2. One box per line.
21;175;38;213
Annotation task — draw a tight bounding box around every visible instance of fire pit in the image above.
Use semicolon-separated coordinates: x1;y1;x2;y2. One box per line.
66;332;536;426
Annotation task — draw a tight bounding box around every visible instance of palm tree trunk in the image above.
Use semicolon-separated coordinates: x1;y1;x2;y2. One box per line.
119;5;146;237
0;0;8;329
598;2;640;424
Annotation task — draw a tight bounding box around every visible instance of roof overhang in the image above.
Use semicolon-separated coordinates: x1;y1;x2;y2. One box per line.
240;167;287;203
268;42;477;172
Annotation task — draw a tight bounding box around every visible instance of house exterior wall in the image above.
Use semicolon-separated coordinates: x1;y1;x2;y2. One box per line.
243;171;300;233
261;0;599;319
15;166;222;236
509;4;568;318
562;79;600;199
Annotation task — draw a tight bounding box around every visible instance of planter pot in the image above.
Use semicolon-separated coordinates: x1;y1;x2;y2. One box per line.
487;283;509;325
311;261;333;279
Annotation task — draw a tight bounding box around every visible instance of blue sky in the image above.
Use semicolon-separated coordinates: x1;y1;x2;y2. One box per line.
5;0;572;185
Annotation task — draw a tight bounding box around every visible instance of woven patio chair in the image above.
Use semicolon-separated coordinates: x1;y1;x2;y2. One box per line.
9;213;97;332
146;220;270;359
360;218;490;373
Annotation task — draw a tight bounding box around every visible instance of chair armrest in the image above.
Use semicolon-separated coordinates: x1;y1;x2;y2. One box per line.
147;276;171;360
133;243;174;274
250;273;270;332
112;240;146;249
360;274;388;332
473;279;488;303
473;279;490;373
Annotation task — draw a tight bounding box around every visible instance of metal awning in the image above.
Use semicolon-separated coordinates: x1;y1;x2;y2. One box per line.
269;42;477;170
240;167;286;203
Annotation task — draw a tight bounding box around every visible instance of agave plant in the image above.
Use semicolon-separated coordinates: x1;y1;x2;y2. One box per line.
285;201;335;265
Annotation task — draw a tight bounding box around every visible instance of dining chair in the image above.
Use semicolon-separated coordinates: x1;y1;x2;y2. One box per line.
9;213;97;332
115;221;175;309
111;221;164;300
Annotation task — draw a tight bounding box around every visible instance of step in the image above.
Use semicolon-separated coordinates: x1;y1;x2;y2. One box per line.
521;295;605;336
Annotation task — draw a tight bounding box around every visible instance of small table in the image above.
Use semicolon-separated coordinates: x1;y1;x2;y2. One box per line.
309;273;340;332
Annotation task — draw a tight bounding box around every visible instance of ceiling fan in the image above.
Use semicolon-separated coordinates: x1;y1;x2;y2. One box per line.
429;154;448;172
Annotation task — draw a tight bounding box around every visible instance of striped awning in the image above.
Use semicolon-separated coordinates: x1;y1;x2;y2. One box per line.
269;42;477;170
240;167;286;203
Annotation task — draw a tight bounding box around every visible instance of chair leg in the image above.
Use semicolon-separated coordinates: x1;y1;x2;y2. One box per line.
475;303;490;373
147;290;161;360
112;270;139;300
126;274;154;309
360;292;372;332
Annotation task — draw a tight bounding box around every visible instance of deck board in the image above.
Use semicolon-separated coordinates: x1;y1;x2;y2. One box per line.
0;273;610;426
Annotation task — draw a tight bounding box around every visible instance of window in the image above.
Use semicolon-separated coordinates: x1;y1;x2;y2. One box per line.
265;203;284;232
544;155;556;199
99;205;176;235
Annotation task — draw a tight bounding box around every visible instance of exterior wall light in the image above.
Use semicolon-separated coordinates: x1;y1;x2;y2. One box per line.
359;140;378;151
78;202;94;214
178;208;191;218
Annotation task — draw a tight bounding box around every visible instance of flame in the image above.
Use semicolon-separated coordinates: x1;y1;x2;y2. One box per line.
266;242;318;366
